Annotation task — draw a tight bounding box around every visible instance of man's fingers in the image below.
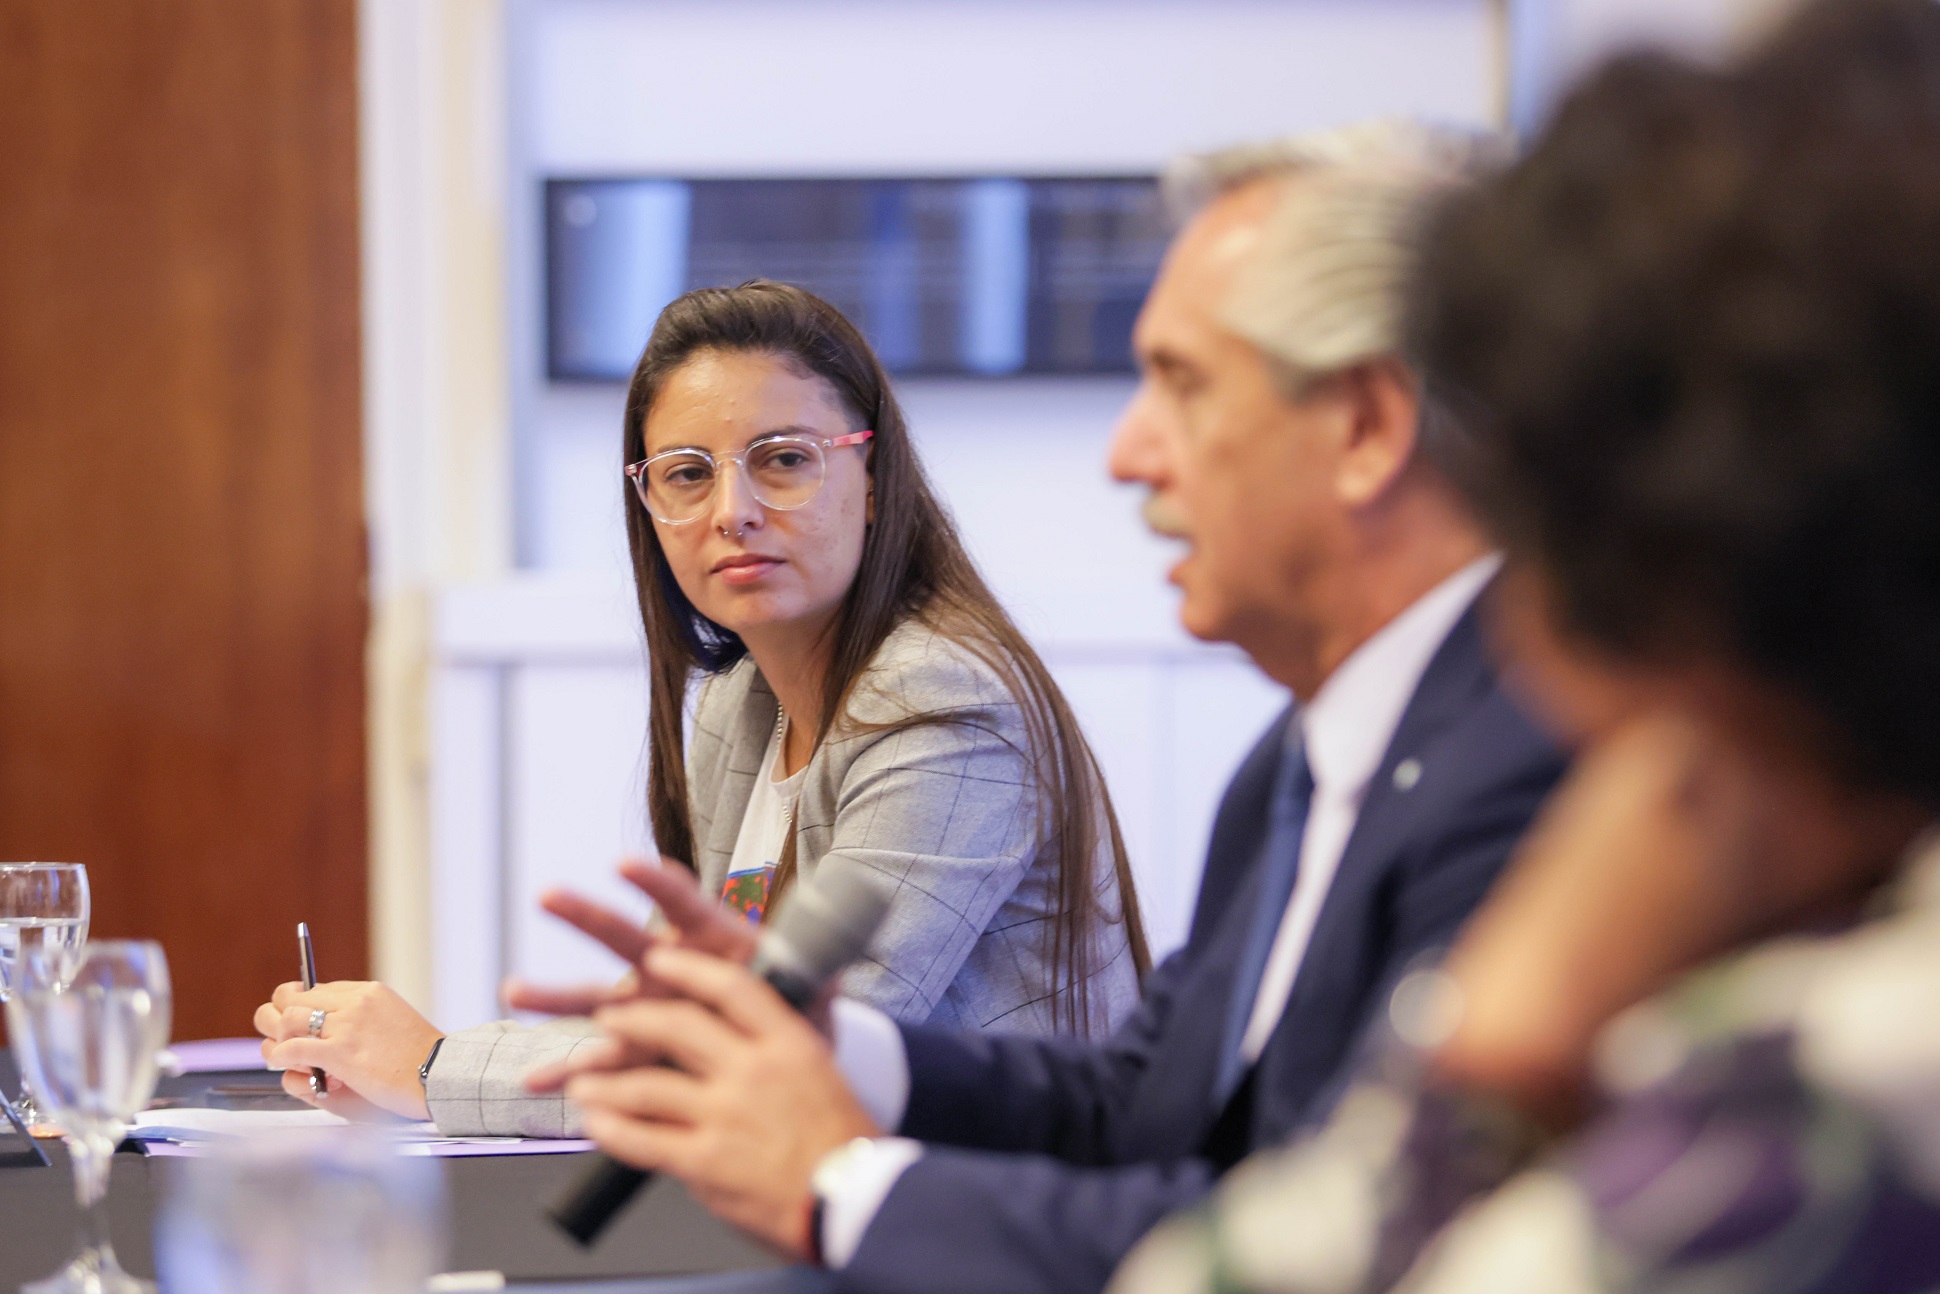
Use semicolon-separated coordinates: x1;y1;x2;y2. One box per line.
618;859;757;961
538;890;652;965
567;1065;701;1124
579;1107;692;1177
593;997;739;1075
503;978;633;1016
522;1037;628;1093
642;946;797;1036
268;981;308;1011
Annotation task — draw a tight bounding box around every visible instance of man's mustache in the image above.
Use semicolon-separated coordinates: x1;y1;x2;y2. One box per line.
1140;494;1189;539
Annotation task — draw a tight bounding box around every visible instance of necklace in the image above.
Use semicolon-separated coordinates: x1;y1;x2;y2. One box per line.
774;705;797;832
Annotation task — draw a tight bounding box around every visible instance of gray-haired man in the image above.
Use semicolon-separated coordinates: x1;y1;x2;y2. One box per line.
549;121;1564;1294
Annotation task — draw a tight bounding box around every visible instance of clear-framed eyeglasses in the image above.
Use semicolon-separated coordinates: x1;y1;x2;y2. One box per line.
624;430;875;526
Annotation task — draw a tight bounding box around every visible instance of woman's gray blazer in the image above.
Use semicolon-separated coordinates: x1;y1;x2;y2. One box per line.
426;616;1141;1137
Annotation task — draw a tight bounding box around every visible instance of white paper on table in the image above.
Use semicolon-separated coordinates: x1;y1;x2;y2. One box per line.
132;1107;350;1140
394;1138;595;1158
131;1108;594;1157
142;1137;595;1159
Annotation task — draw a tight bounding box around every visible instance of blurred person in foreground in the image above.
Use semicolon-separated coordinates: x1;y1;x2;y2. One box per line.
526;121;1565;1293
255;282;1150;1133
1110;1;1940;1290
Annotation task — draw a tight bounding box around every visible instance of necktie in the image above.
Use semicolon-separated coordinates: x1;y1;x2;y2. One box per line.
1210;733;1315;1112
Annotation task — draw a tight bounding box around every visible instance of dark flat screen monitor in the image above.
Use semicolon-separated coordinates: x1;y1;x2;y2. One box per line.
545;176;1166;381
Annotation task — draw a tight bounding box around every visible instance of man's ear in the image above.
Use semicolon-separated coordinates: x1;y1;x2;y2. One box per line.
1333;356;1421;508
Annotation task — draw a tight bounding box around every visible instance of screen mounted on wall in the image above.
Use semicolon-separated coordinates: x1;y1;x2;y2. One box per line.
545;176;1167;381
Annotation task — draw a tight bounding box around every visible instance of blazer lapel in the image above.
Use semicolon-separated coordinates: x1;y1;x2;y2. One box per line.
693;668;780;898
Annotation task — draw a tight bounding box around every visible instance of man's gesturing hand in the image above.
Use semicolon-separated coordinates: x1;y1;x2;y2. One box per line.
504;857;760;1018
565;945;881;1261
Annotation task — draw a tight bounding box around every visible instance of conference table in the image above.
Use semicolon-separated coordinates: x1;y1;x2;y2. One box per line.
0;1051;780;1292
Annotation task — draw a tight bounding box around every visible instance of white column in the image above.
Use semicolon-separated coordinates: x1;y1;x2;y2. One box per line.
360;0;512;1011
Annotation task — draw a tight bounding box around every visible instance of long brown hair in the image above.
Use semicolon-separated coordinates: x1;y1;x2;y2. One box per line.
622;280;1150;1031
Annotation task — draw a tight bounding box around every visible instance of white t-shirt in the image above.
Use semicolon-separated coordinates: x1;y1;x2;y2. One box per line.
721;714;808;925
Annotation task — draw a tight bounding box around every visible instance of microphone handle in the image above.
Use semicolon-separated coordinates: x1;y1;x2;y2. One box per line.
546;959;823;1245
548;1158;650;1246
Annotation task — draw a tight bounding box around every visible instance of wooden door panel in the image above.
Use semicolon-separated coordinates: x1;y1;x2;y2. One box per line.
0;0;366;1040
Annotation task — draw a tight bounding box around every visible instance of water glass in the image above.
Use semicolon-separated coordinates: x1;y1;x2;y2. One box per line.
155;1128;447;1294
7;938;171;1294
0;862;91;1129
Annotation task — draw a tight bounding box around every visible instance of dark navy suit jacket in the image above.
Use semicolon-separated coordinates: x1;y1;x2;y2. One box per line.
831;598;1567;1294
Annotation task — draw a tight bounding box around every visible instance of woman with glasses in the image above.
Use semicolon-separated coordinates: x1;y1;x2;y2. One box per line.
255;280;1150;1134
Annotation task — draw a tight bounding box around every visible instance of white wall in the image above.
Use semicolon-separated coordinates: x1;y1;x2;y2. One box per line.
361;0;513;1010
425;0;1501;1027
514;0;1500;574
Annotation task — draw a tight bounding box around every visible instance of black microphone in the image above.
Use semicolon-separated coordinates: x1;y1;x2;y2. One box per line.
547;866;893;1246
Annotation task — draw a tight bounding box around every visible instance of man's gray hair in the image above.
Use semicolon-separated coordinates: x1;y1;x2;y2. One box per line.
1164;119;1508;394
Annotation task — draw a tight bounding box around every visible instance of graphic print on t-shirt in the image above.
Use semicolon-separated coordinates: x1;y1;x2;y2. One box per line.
722;863;777;925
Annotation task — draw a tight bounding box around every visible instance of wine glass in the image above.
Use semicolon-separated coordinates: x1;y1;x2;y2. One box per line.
0;862;91;1129
7;939;171;1294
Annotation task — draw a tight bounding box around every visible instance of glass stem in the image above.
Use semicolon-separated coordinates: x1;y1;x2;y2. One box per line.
71;1134;119;1266
9;1075;40;1128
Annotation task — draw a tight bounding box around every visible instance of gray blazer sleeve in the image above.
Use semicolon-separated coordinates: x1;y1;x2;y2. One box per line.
423;1017;604;1137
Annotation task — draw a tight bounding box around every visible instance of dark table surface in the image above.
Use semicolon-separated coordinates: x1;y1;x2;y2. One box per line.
0;1051;774;1291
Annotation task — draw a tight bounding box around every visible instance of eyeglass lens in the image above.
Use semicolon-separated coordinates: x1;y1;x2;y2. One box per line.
638;437;828;524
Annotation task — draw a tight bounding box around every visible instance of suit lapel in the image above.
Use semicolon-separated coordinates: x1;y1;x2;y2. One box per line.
1187;704;1295;947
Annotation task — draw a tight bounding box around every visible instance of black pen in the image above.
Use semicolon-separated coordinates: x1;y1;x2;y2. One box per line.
297;922;328;1098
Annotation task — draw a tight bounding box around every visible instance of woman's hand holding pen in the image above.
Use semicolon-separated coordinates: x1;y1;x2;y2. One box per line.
254;980;443;1121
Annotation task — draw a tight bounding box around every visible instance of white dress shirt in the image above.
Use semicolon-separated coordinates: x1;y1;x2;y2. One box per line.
815;555;1502;1268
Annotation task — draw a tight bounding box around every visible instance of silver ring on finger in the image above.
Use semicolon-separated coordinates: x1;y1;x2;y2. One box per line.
307;1008;327;1038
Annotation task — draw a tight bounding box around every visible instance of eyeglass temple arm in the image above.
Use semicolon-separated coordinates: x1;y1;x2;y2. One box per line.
828;430;874;448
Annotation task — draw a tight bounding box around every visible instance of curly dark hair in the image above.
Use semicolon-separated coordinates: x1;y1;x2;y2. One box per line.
1409;0;1940;807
